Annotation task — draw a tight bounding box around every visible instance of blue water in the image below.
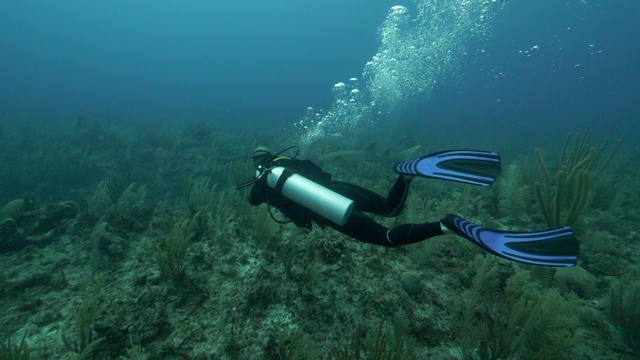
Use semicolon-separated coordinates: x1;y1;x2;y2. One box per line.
1;0;638;147
426;0;640;146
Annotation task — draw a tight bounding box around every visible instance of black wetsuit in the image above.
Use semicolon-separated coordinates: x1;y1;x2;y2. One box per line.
249;157;445;247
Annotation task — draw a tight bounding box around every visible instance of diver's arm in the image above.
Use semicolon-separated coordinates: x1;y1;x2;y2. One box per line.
248;183;266;206
245;164;271;206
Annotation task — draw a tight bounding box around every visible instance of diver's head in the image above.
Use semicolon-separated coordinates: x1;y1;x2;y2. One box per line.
252;146;273;167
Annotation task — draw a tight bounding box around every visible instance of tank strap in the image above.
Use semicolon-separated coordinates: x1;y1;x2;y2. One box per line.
274;167;296;194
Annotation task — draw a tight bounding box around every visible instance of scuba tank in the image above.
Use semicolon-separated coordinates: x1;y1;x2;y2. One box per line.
266;167;354;226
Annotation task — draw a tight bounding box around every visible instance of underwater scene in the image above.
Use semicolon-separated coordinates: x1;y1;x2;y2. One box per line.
1;0;639;359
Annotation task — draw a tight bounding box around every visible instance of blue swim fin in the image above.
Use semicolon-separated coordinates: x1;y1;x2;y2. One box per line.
442;214;579;267
394;150;501;186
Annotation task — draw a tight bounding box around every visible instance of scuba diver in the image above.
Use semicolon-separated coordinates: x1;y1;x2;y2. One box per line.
236;146;579;267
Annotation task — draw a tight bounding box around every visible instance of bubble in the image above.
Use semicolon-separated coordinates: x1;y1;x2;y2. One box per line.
295;0;498;145
364;0;496;110
390;5;409;17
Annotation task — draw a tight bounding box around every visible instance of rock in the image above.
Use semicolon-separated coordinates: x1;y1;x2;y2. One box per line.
0;199;25;221
553;266;597;299
0;218;26;253
400;271;423;295
4;271;52;293
1;201;79;252
93;222;128;261
53;201;79;220
24;201;78;235
0;217;18;237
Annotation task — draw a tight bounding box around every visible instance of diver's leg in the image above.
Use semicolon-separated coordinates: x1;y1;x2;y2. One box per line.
329;175;410;217
328;211;443;247
331;212;579;267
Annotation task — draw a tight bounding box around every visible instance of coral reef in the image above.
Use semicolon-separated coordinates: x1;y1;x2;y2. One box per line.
0;120;637;359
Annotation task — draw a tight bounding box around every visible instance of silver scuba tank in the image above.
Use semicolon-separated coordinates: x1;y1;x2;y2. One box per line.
266;166;354;226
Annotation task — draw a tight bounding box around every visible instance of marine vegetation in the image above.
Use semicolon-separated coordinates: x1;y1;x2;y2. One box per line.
1;331;30;360
534;126;624;228
0;119;637;359
607;280;640;356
